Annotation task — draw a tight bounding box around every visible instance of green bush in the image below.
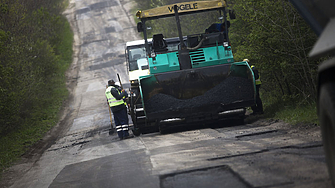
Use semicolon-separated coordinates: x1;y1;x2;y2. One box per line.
0;0;73;173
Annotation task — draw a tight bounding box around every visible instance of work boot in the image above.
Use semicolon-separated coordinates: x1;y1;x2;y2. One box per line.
117;131;124;140
123;130;129;138
124;135;134;139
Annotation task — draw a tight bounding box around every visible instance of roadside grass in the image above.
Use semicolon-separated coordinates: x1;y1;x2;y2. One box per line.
272;104;318;125
0;16;73;175
131;5;142;39
262;94;319;125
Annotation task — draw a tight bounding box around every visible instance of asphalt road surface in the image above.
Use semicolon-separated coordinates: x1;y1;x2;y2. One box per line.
0;0;333;187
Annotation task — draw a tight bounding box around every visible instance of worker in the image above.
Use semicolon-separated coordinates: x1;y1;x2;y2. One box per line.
205;21;230;33
105;79;131;140
244;59;264;115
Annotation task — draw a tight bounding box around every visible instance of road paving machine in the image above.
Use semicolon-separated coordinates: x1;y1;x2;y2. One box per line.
129;0;256;135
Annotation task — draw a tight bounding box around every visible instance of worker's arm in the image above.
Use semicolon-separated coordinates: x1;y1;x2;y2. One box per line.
252;67;260;80
205;23;219;33
110;87;128;100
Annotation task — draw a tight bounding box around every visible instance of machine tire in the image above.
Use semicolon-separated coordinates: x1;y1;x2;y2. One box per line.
319;82;335;187
159;126;167;134
159;123;168;134
132;128;141;136
237;108;246;125
129;91;142;137
236;116;245;125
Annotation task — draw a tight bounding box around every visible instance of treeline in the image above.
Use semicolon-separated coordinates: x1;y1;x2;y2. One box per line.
133;0;319;107
229;0;318;105
0;0;73;134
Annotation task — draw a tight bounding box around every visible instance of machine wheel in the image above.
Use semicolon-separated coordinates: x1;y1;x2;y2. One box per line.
132;128;141;136
237;108;246;125
236;116;245;125
319;82;335;187
129;91;142;137
159;124;168;134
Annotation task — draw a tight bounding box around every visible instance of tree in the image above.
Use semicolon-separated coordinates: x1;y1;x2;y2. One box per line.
0;0;70;133
229;0;318;103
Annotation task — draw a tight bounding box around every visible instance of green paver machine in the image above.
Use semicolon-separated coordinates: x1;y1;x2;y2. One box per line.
129;0;256;135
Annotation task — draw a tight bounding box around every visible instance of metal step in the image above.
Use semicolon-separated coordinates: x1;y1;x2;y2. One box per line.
135;108;144;112
136;115;146;123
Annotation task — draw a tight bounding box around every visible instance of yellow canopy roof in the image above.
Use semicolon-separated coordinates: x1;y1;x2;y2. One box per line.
136;0;226;19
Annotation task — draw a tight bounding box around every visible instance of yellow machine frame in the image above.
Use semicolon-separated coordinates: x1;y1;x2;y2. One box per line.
136;0;226;19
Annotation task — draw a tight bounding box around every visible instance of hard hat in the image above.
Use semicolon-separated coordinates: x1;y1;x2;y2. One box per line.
243;59;249;62
108;79;115;86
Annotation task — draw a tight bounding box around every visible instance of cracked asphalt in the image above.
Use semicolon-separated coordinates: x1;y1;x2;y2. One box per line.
0;0;332;187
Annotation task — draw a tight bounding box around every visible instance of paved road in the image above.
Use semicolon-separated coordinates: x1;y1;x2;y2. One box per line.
2;0;333;187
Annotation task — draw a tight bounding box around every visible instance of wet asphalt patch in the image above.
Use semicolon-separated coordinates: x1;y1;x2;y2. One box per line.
207;141;323;161
75;1;120;15
49;149;159;188
89;58;124;71
235;129;279;138
160;165;250;188
105;26;116;33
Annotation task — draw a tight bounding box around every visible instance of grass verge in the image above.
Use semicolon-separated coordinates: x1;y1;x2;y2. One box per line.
262;94;319;125
272;104;318;125
0;16;73;175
